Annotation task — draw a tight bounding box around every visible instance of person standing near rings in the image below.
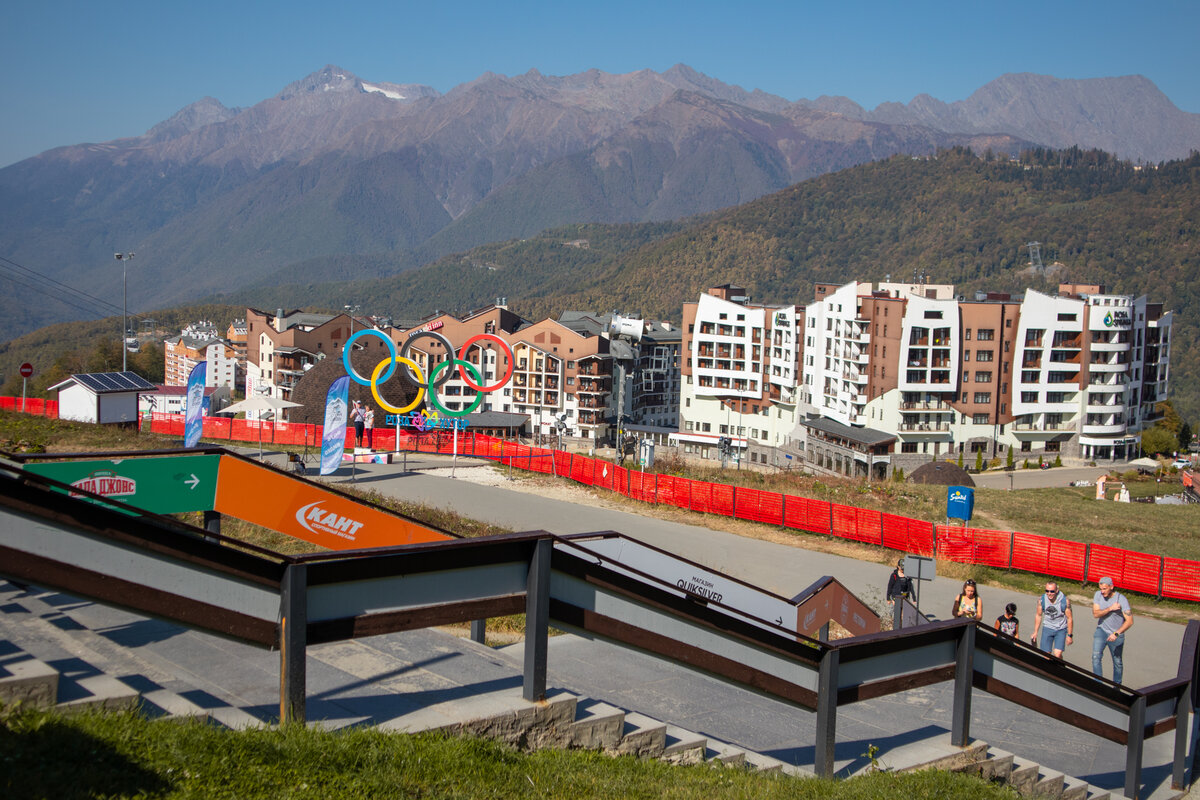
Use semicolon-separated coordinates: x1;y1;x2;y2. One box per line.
1092;576;1133;684
364;406;375;450
1031;581;1072;657
350;400;366;448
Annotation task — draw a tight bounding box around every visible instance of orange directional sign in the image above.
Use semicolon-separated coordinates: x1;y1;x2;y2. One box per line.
214;456;450;550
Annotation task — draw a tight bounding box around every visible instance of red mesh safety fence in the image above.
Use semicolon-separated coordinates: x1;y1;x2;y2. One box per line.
1162;557;1200;602
554;450;572;478
12;396;1196;604
608;465;630;494
881;513;935;556
1087;545;1162;597
1;397;55;415
831;504;882;546
1010;533;1088;582
657;475;692;509
936;525;975;564
734;487;784;525
202;416;232;439
569;454;597;485
710;482;735;517
783;496;832;535
965;527;1012;569
629;470;658;503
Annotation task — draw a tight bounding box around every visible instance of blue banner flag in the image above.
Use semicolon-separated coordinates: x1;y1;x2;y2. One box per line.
947;485;975;521
184;362;206;448
320;376;350;475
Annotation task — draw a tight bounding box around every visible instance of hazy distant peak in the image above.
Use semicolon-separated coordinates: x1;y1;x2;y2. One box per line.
276;65;363;100
146;96;238;141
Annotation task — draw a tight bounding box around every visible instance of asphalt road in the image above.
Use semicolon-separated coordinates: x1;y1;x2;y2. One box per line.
317;454;1187;689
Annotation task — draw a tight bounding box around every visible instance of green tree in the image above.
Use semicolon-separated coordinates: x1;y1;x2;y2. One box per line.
957;450;964;469
1179;421;1193;451
975;450;984;472
1006;447;1014;470
1141;425;1178;456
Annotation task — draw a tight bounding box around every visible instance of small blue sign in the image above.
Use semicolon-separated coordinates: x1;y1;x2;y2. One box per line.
947;485;975;521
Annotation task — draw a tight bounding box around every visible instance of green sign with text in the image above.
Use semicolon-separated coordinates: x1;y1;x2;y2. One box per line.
26;455;220;514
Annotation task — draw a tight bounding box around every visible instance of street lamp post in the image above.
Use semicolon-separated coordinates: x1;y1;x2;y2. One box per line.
114;253;134;371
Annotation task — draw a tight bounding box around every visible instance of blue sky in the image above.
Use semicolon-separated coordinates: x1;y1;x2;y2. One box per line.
2;0;1197;167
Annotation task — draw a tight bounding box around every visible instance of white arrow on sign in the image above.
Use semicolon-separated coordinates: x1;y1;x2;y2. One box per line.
184;474;200;490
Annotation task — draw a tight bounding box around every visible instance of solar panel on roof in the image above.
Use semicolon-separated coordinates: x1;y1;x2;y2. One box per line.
71;372;157;393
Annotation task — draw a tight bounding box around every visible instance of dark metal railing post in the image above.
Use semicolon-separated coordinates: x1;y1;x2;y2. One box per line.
279;563;308;725
523;538;551;702
1172;682;1191;790
203;510;221;541
470;619;486;644
814;647;840;778
1126;694;1146;799
951;623;975;746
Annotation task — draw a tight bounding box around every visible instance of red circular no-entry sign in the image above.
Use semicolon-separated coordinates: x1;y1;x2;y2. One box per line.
19;363;33;378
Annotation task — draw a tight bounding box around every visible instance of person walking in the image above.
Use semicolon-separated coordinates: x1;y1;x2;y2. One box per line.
952;579;982;620
995;602;1020;638
1092;576;1133;684
886;560;914;606
364;406;375;450
1031;581;1073;657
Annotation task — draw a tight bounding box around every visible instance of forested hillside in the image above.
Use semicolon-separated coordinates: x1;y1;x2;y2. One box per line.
233;147;1200;420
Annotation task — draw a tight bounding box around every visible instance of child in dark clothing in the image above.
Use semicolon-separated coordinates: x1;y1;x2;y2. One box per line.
994;602;1020;638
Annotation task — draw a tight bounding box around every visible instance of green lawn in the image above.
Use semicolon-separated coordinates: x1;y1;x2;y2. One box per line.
0;705;1021;800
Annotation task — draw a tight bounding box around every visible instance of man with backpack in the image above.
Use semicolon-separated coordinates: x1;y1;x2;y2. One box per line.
1031;581;1073;657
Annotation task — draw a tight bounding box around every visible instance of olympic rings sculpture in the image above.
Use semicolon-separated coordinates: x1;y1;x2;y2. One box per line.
342;328;515;418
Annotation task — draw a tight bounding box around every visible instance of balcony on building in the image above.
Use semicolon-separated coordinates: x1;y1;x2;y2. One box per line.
1051;332;1082;349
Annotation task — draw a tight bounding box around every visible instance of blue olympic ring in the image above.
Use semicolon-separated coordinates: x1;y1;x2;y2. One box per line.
343;328;397;385
342;327;516;422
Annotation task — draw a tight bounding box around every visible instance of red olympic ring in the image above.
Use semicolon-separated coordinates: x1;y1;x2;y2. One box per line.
457;334;514;392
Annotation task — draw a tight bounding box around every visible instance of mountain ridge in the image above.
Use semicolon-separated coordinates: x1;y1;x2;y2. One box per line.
0;65;1196;342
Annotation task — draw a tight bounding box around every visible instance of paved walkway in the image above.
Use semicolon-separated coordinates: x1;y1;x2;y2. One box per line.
5;451;1195;797
327;457;1184;689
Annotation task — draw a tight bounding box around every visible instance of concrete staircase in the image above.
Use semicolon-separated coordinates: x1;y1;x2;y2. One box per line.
0;642;259;728
955;744;1182;800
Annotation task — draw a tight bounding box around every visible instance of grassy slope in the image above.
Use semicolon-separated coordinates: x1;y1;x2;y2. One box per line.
0;705;1021;800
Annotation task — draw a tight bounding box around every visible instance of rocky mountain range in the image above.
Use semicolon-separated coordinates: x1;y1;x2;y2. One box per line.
0;64;1197;341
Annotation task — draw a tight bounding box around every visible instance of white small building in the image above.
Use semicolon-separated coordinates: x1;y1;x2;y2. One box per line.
49;372;156;424
138;385;231;416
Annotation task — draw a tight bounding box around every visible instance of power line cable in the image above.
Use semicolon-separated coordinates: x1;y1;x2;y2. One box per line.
0;255;157;326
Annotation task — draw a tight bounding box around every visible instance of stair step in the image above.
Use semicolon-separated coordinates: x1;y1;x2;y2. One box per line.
138;688;211;721
703;739;747;767
983;747;1016;782
1032;767;1065;798
1061;776;1089;800
662;724;707;765
0;655;59;708
57;674;140;713
1008;755;1041;796
741;749;786;774
207;704;267;730
568;699;625;750
610;711;666;757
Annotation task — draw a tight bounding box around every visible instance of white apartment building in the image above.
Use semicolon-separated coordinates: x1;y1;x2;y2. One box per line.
679;281;1173;474
677;286;804;466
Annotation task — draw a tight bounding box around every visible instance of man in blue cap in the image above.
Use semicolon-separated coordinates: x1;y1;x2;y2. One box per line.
1092;577;1133;684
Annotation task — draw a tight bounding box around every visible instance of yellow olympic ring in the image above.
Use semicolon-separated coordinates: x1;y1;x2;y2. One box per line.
371;356;425;414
